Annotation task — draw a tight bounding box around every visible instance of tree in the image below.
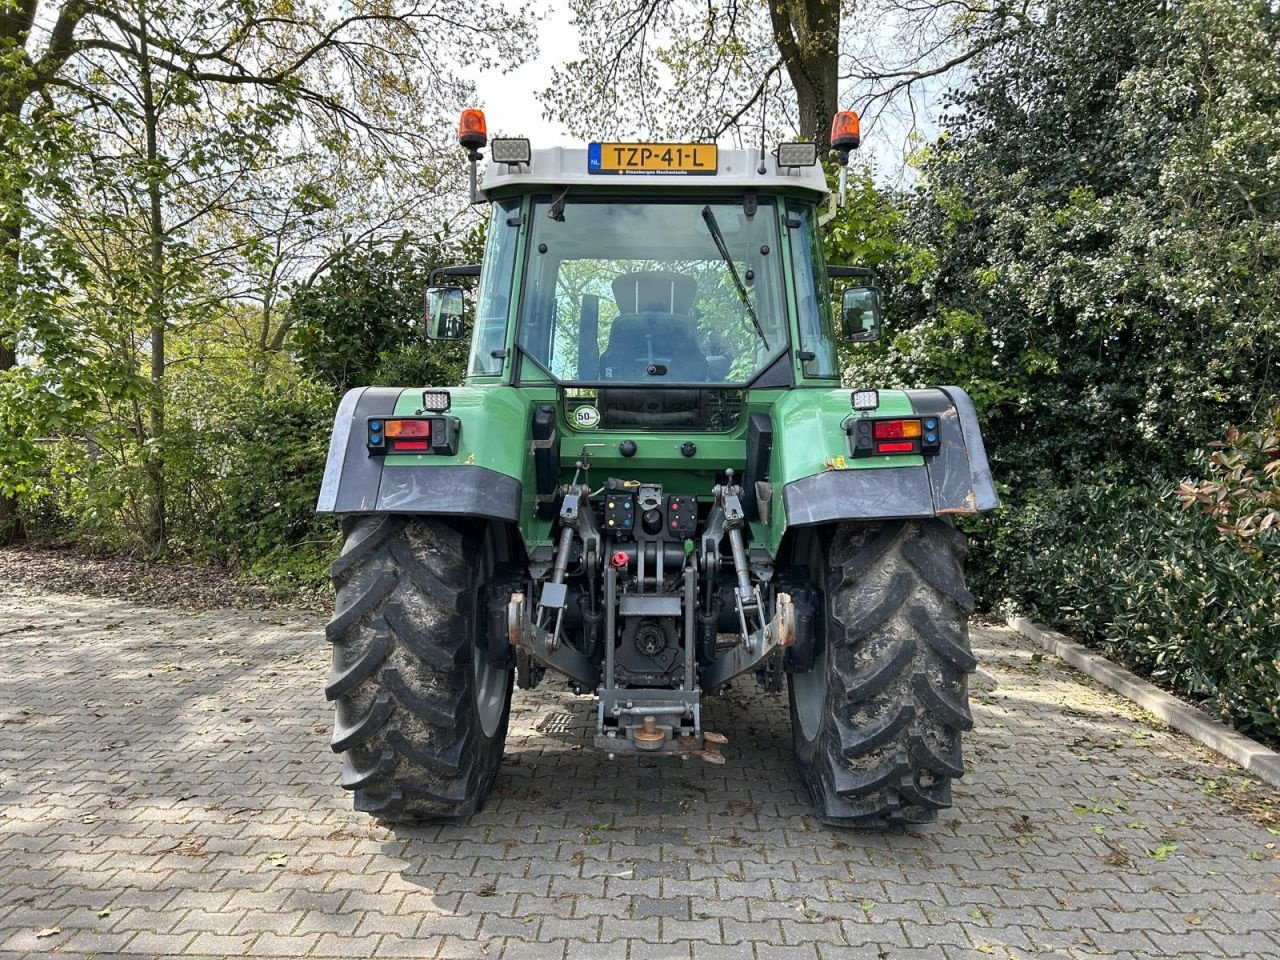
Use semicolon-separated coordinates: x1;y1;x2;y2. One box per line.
541;0;835;148
1;0;537;546
852;0;1280;490
289;230;482;396
541;0;1036;153
0;0;95;540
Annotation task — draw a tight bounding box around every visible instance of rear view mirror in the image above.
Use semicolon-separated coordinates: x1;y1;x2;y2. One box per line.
425;287;466;341
840;285;882;342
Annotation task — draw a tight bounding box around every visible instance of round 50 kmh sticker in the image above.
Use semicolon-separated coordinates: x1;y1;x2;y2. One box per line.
573;405;601;429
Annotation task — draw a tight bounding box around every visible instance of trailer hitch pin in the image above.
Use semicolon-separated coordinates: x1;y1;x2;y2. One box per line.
700;732;727;765
634;715;666;750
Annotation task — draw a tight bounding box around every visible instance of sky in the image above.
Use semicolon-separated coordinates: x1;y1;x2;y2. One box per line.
472;2;579;147
469;0;944;184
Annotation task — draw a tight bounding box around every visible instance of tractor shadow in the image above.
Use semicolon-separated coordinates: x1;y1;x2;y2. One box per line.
383;623;1255;928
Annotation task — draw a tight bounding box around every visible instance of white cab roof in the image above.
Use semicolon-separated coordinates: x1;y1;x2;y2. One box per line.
480;147;829;199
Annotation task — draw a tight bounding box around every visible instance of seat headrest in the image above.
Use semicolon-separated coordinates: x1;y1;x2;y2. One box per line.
612;271;697;315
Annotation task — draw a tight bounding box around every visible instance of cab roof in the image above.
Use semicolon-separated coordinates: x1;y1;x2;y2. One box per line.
479;147;829;199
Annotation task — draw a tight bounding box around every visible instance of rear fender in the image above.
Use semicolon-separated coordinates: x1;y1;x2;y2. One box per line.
773;386;998;529
316;386;531;521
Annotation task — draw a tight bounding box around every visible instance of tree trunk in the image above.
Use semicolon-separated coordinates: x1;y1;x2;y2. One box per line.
139;4;167;549
0;0;88;544
770;0;841;152
0;106;26;544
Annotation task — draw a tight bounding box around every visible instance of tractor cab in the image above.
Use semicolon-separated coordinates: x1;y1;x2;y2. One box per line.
426;115;878;432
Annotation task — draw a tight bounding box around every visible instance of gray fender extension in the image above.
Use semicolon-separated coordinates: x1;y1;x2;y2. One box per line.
782;386;999;525
315;387;522;520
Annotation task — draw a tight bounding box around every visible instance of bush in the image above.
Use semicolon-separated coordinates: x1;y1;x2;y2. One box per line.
288;232;473;395
1176;405;1280;563
976;479;1280;741
159;362;338;589
205;381;338;590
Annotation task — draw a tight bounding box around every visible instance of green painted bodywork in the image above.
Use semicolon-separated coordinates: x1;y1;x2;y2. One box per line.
374;182;934;556
385;382;924;555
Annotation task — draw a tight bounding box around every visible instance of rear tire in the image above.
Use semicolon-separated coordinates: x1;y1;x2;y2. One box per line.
789;519;976;828
325;516;513;822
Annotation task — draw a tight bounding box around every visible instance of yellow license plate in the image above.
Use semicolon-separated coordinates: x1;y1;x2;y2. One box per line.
588;142;718;176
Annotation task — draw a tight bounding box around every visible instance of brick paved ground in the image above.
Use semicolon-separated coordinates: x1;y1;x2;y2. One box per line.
1;582;1277;959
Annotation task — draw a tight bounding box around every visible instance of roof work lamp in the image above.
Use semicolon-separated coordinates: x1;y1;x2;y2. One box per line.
776;142;819;168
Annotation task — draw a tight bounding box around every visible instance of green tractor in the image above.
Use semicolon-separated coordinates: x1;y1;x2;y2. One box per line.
316;109;998;828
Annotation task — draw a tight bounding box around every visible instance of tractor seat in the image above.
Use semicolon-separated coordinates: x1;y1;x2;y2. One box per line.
599;271;707;382
599;312;708;381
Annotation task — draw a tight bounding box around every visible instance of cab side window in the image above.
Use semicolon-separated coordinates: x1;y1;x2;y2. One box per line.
788;203;838;379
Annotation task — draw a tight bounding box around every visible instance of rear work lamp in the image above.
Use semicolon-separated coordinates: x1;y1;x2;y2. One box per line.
776;142;818;168
420;390;451;412
490;138;531;165
851;389;879;411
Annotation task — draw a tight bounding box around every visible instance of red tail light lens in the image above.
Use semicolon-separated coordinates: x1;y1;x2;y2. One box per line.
391;439;430;451
872;419;922;440
876;441;915;453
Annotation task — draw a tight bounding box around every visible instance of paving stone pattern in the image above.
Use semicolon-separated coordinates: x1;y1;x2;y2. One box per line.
1;583;1277;959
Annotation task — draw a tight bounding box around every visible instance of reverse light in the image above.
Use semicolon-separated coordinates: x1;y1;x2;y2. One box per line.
490;138;531;165
851;389;879;411
777;142;818;168
421;390;451;412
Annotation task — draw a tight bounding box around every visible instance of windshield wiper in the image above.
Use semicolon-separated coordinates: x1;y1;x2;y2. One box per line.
701;205;768;350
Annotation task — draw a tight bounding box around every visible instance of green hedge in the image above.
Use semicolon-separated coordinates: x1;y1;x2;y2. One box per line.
969;482;1280;741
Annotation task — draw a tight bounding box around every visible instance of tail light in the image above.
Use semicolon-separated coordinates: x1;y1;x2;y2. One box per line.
849;417;942;458
872;420;921;440
367;417;460;457
385;420;431;438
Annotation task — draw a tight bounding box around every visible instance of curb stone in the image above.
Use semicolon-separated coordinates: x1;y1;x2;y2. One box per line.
1009;615;1280;788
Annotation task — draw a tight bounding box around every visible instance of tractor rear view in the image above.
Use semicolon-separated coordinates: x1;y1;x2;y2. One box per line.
316;109;998;828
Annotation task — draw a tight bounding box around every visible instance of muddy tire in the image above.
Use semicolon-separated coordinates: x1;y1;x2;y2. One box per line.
325;516;512;822
789;519;976;828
